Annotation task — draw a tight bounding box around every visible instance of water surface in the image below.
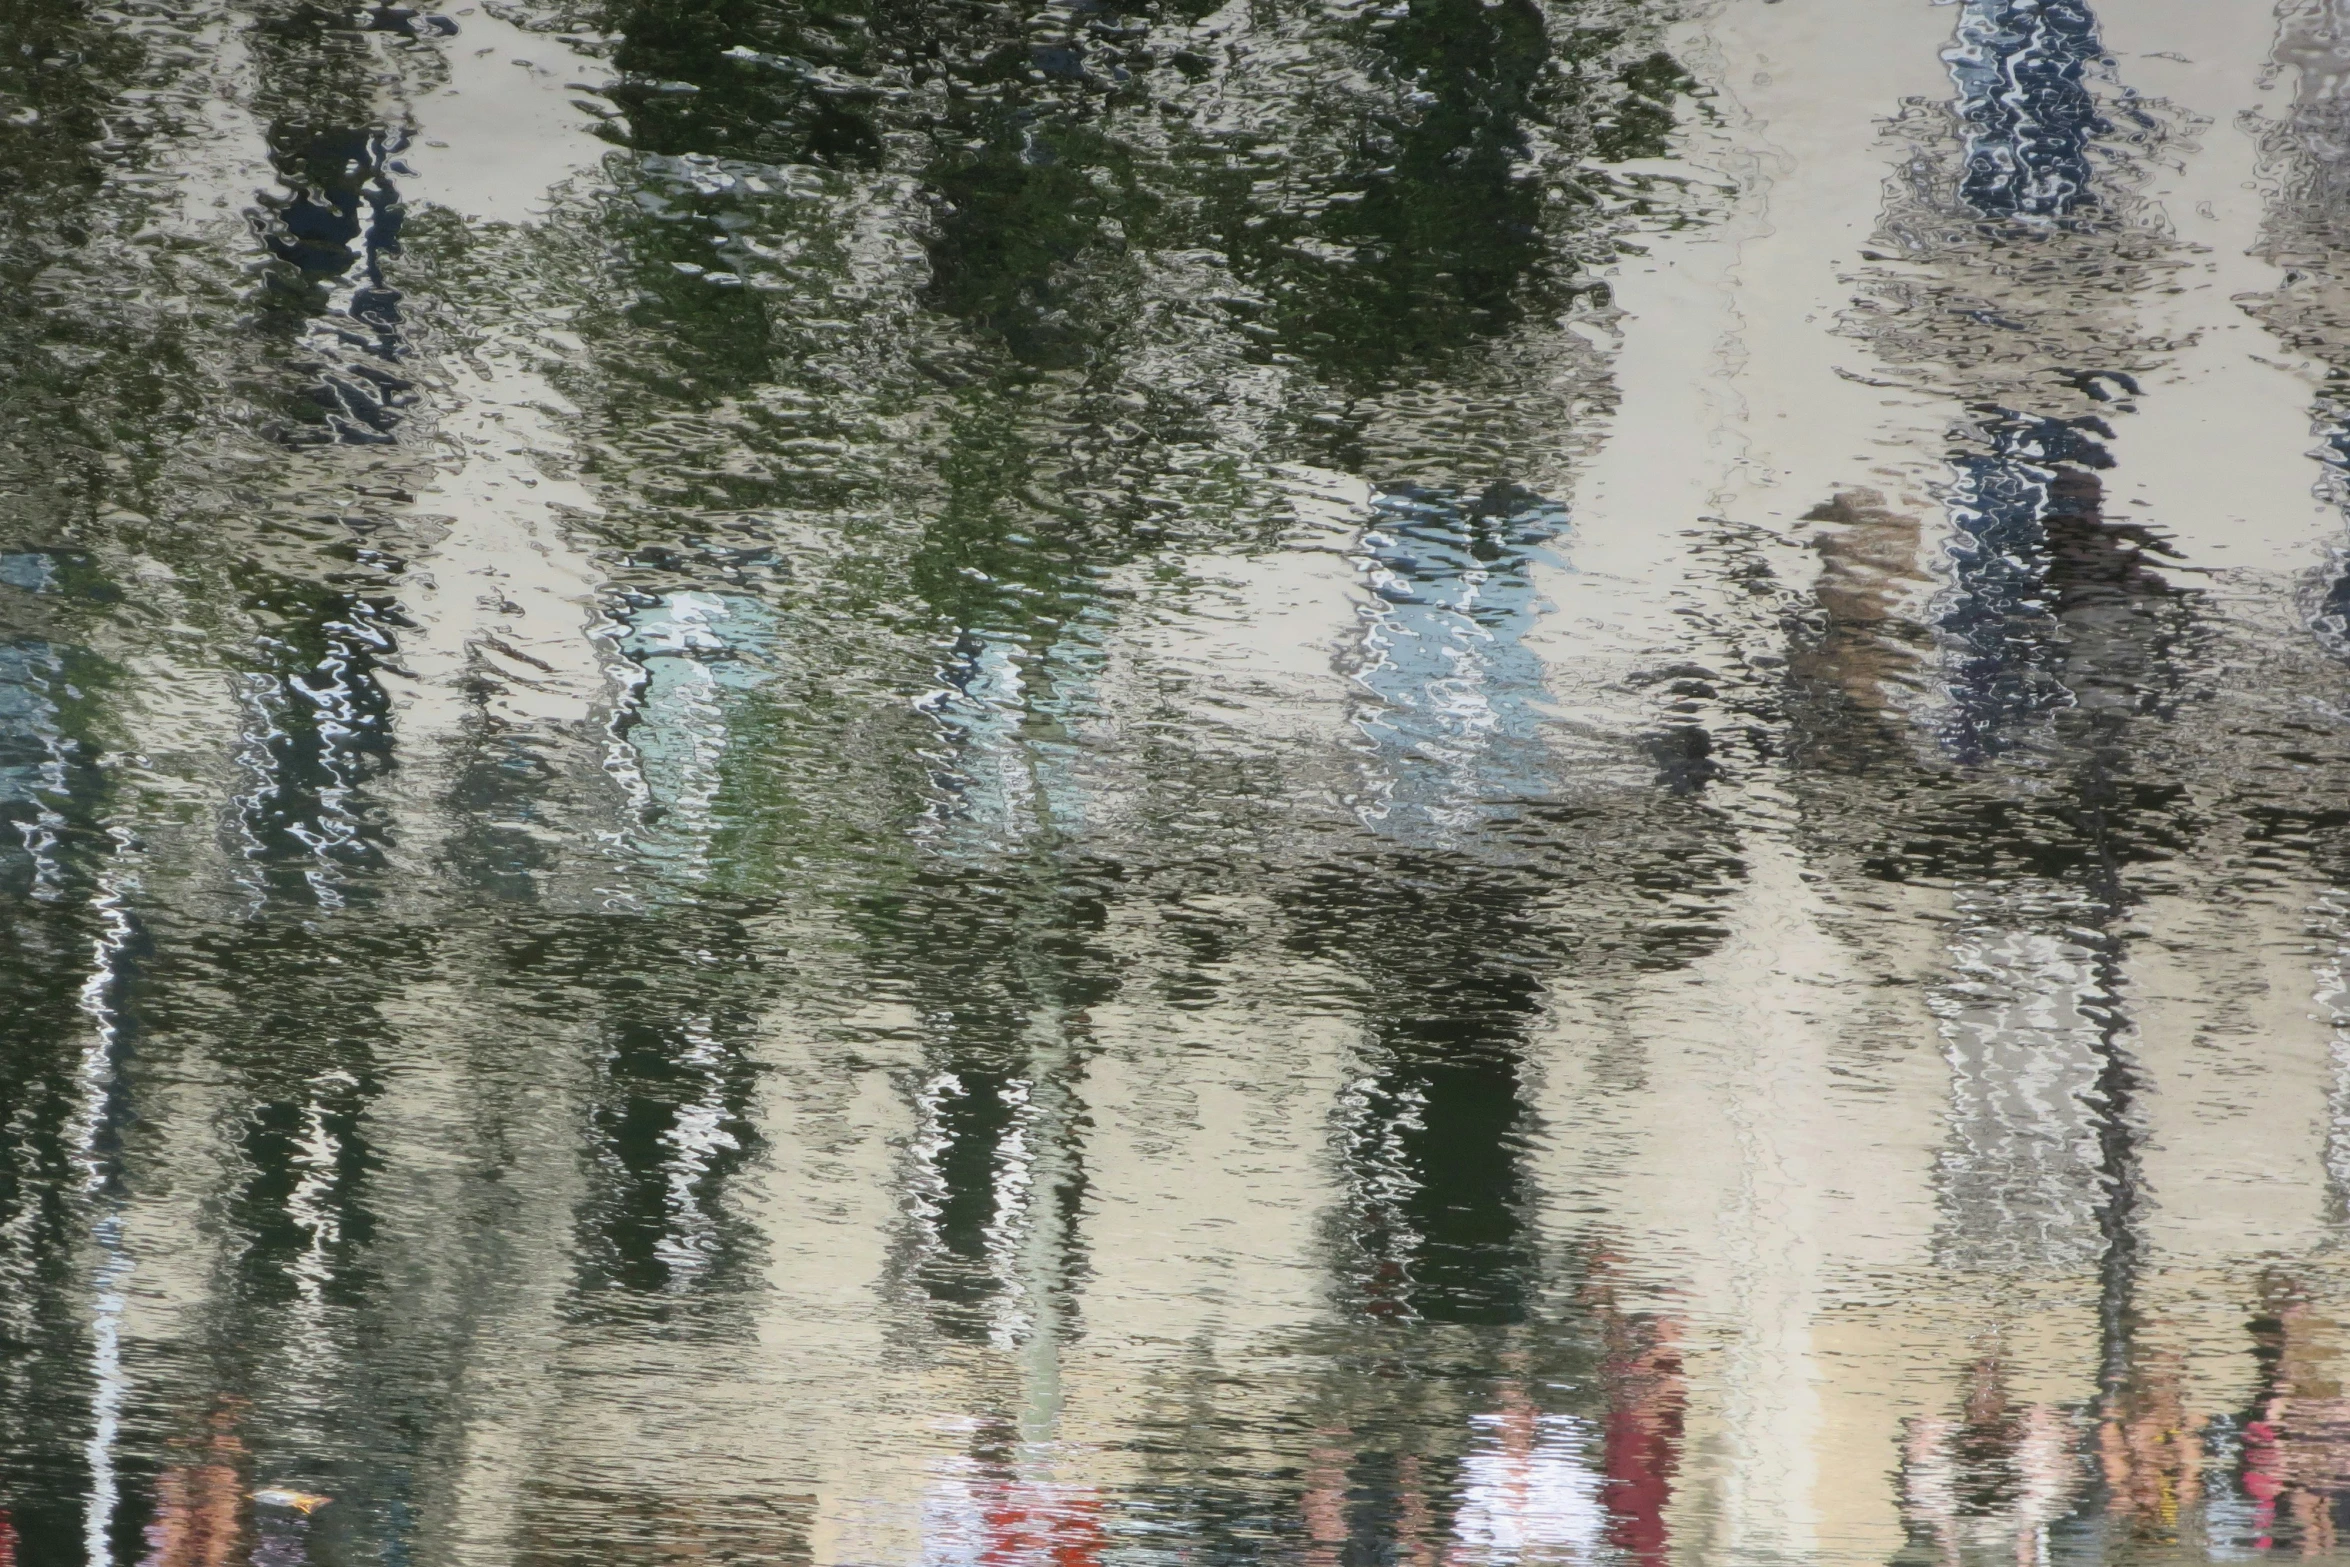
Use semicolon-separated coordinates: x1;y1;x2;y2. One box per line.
6;0;2350;1561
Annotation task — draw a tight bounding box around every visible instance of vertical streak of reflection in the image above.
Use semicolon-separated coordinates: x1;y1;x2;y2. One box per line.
2314;893;2350;1215
1945;0;2109;221
72;836;136;1567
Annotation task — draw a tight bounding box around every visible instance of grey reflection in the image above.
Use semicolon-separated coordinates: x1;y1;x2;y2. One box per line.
2258;5;2350;663
2318;892;2350;1217
2247;1;2350;1263
1930;892;2114;1274
1326;986;1541;1329
230;598;399;909
223;18;421;908
903;1067;1072;1350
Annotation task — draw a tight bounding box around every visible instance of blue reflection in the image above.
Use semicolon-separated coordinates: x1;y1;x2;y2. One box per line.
916;621;1099;855
1936;411;2113;760
0;641;73;899
1347;485;1568;843
606;590;781;880
0;553;57;594
1945;0;2108;221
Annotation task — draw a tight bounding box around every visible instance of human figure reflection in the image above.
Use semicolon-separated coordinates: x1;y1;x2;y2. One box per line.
2094;1347;2200;1548
1883;452;2191;1556
1271;1244;1685;1566
1446;1380;1607;1566
1815;393;2194;1554
1587;1254;1683;1567
138;1404;246;1567
1899;1358;2078;1567
2233;1281;2350;1556
919;1418;1104;1567
1794;0;2264;1549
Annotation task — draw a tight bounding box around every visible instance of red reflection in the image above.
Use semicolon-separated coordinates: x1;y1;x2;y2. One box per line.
1590;1251;1684;1566
930;1421;1105;1567
975;1482;1102;1567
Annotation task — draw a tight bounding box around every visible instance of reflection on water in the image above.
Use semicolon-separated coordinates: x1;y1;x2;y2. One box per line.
14;0;2350;1560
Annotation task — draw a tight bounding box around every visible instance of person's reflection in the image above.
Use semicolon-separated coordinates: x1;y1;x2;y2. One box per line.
1337;1303;1679;1567
2237;1284;2350;1554
1797;444;2196;1553
920;1417;1104;1567
2095;1348;2201;1545
1394;1454;1441;1567
250;1505;318;1567
1302;1430;1349;1567
1898;1356;2079;1565
1588;1256;1683;1567
1446;1378;1607;1565
139;1404;246;1567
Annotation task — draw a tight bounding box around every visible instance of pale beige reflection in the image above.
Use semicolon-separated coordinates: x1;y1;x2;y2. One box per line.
314;860;2350;1566
80;0;2350;1560
1529;0;1955;752
2097;0;2333;576
399;12;613;227
337;918;1364;1567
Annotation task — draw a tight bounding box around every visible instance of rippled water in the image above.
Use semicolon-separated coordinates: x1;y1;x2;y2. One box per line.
10;0;2350;1559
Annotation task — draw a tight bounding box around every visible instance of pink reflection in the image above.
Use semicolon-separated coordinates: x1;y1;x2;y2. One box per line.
2239;1289;2350;1555
139;1405;248;1567
1305;1431;1349;1567
1593;1284;1682;1567
1900;1355;2082;1565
